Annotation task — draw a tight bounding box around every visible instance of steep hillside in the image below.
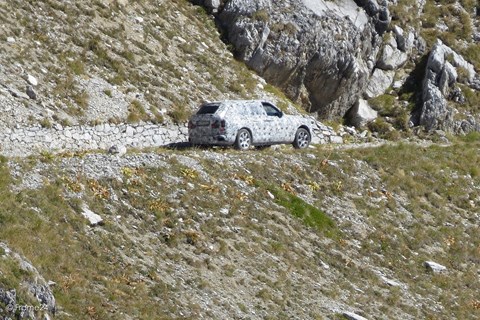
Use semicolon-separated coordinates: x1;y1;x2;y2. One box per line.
1;136;480;319
1;0;478;136
0;0;295;129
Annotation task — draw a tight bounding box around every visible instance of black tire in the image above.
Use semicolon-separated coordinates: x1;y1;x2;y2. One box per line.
292;128;311;149
235;129;252;150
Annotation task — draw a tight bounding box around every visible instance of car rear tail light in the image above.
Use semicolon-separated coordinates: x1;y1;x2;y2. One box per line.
211;120;226;129
188;120;196;129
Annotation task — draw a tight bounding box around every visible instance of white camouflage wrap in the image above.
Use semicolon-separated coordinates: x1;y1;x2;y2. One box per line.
188;100;315;147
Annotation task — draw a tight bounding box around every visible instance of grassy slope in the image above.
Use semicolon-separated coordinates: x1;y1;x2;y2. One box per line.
0;0;297;127
1;134;479;319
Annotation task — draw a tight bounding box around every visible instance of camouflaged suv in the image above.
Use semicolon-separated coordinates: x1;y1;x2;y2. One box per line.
188;100;314;150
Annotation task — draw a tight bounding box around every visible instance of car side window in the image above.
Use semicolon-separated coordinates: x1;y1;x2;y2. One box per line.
248;102;266;116
262;103;282;117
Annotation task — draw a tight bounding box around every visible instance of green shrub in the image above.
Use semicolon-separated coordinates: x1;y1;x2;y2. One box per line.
73;90;89;109
40;118;52;129
68;58;86;75
368;118;392;135
252;9;269;22
459;84;480;112
127;99;148;123
462;44;480;70
369;94;396;114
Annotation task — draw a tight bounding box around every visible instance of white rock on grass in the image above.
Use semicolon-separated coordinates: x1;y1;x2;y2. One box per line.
343;311;369;320
424;261;447;273
81;205;104;226
346;98;378;128
27;74;38;86
329;135;344;144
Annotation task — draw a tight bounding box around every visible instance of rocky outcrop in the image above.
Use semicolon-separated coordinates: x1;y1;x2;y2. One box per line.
418;40;478;131
353;0;390;34
0;243;56;319
376;33;408;70
207;0;386;119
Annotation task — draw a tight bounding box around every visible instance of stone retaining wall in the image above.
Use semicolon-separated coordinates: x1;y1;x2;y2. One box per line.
0;123;189;157
0;121;341;158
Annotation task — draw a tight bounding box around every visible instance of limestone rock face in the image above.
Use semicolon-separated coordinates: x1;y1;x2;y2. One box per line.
212;0;385;119
418;40;478;131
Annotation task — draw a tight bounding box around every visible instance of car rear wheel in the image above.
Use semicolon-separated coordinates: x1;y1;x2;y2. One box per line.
293;128;310;149
235;129;252;150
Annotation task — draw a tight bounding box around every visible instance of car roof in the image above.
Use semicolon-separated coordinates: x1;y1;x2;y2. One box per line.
202;99;272;105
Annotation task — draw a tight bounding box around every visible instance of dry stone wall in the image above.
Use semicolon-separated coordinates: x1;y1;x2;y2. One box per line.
0;121;345;158
0;123;189;158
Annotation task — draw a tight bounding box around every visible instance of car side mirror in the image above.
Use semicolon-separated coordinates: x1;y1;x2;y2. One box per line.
278;111;283;118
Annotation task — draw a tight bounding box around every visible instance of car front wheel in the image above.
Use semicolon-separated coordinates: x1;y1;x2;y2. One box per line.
293;128;311;149
235;129;252;150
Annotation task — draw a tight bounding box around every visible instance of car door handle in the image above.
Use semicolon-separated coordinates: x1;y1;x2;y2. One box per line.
264;120;273;122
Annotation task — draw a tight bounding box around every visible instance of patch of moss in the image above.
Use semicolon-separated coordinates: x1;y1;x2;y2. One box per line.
266;184;338;238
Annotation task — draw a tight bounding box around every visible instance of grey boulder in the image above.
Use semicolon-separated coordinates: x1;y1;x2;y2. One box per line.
364;69;394;99
346;99;378;127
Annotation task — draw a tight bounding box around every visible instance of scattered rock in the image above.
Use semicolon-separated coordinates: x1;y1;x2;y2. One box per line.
135;16;144;23
108;144;127;157
329;135;344;144
266;190;275;200
194;0;221;12
27;74;38;86
0;243;57;318
0;288;16;312
424;261;447;273
7;36;15;43
8;87;28;99
380;275;402;287
26;85;37;100
343;311;369;320
27;283;56;314
81;205;104;226
346;99;378;127
417;40;476;131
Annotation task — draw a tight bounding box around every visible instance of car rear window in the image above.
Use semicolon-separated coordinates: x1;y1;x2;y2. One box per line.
197;104;220;114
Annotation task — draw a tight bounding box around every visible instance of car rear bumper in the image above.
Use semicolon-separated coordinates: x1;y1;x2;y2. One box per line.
189;135;233;146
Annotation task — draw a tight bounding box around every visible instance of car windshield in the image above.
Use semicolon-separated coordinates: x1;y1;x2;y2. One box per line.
197;104;220;114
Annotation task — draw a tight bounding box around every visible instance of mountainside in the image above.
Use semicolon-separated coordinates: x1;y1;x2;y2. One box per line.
0;0;298;130
1;136;480;319
1;0;479;134
1;0;480;320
